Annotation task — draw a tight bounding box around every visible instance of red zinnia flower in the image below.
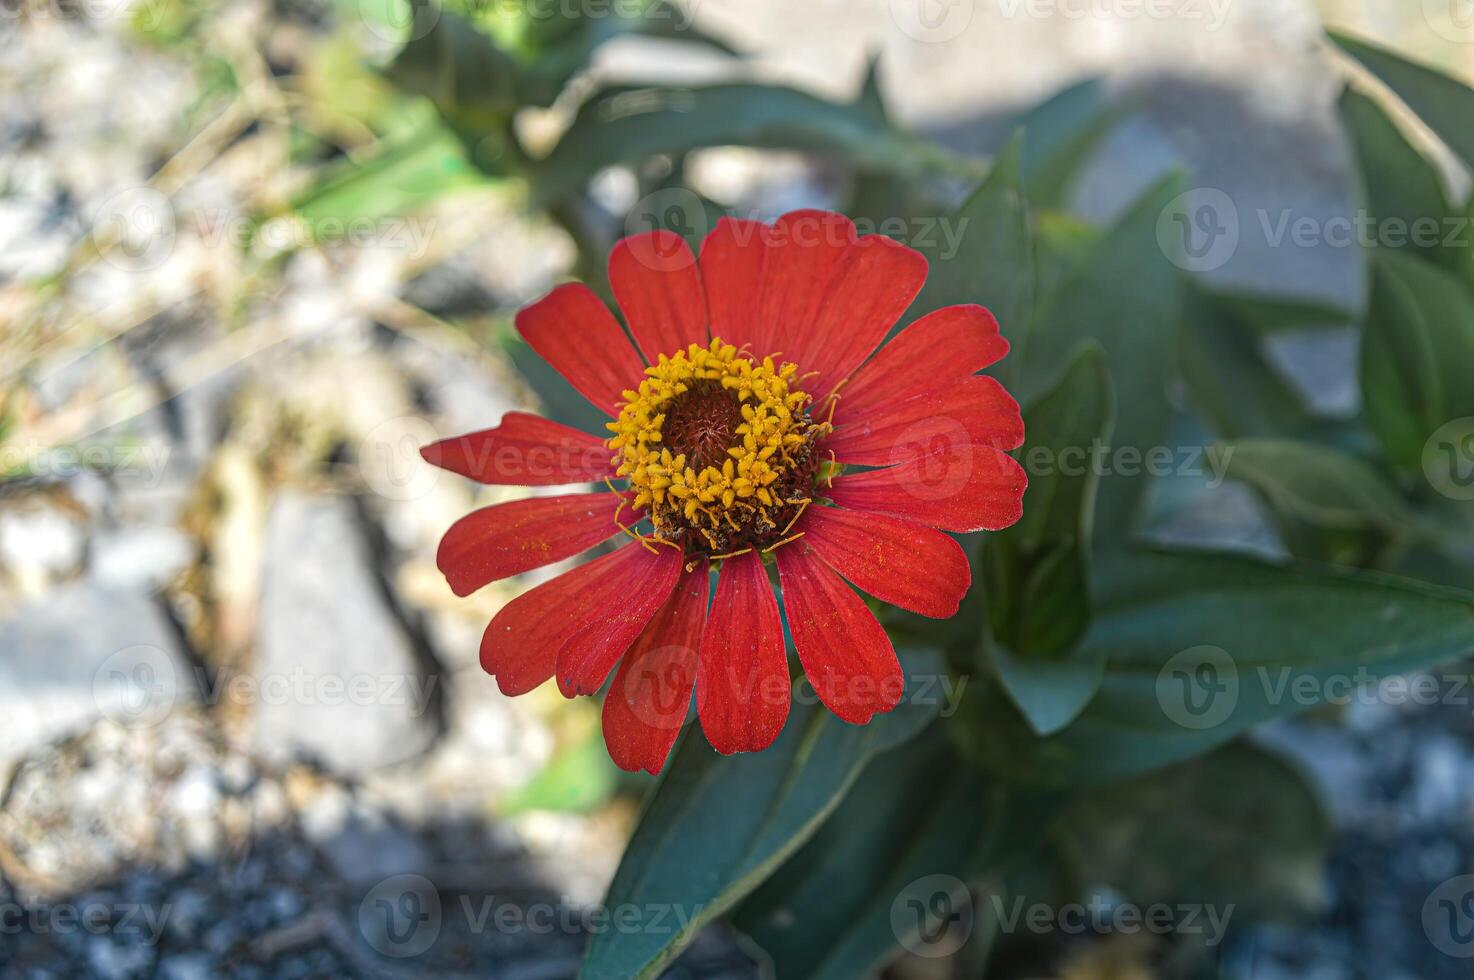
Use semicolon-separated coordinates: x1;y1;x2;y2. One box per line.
422;210;1027;774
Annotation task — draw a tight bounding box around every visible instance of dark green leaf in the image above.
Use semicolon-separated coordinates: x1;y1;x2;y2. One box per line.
987;343;1114;662
1179;284;1312;440
952;547;1474;785
909;133;1033;364
1362;250;1474;471
1330;32;1474;173
533;83;974;208
1219;438;1416;535
988;642;1107;738
1021;174;1189;536
1338;86;1453;267
579;657;942;980
1203;288;1353;334
1059;740;1329;919
386;11;519;130
1016;77;1123;210
737;730;1060;980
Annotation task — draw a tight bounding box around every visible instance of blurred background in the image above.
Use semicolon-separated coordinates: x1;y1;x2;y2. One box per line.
2;0;1473;977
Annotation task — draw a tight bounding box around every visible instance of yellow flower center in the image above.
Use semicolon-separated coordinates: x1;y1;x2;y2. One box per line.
606;338;828;556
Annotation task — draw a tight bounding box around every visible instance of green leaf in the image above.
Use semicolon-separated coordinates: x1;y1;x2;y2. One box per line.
532;83;973;208
1338;86;1453;267
1021;174;1188;536
1179;285;1312;440
1219;439;1415;535
1362;250;1474;471
952;547;1474;786
1031;210;1100;309
737;730;1061;980
1203;288;1353;334
1015;78;1123;210
988;642;1108;738
497;730;619;816
385;11;519;131
285;123;492;230
1330;31;1474;173
579;656;942;980
909;133;1034;359
511;0;740;108
1059;740;1329;919
987;343;1114;660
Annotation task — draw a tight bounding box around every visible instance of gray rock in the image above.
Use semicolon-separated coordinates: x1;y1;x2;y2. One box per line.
253;492;441;774
0;582;195;770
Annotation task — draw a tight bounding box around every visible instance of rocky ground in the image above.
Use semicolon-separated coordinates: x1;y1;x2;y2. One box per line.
2;0;1472;977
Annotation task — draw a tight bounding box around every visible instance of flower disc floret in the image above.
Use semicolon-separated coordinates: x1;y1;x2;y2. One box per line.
606;338;825;555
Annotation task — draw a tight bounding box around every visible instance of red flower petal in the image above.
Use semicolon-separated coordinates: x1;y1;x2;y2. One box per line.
798;506;970;619
753;210;858;362
480;543;679;697
825;445;1028;533
700;217;772;355
436;492;622;598
697;551;790;755
775;543;904;726
789;234;928;403
834;305;1009;427
515;283;647;416
420;412;615;486
556;545;684;697
601;558;708;774
609;230;709;362
822;374;1024;466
